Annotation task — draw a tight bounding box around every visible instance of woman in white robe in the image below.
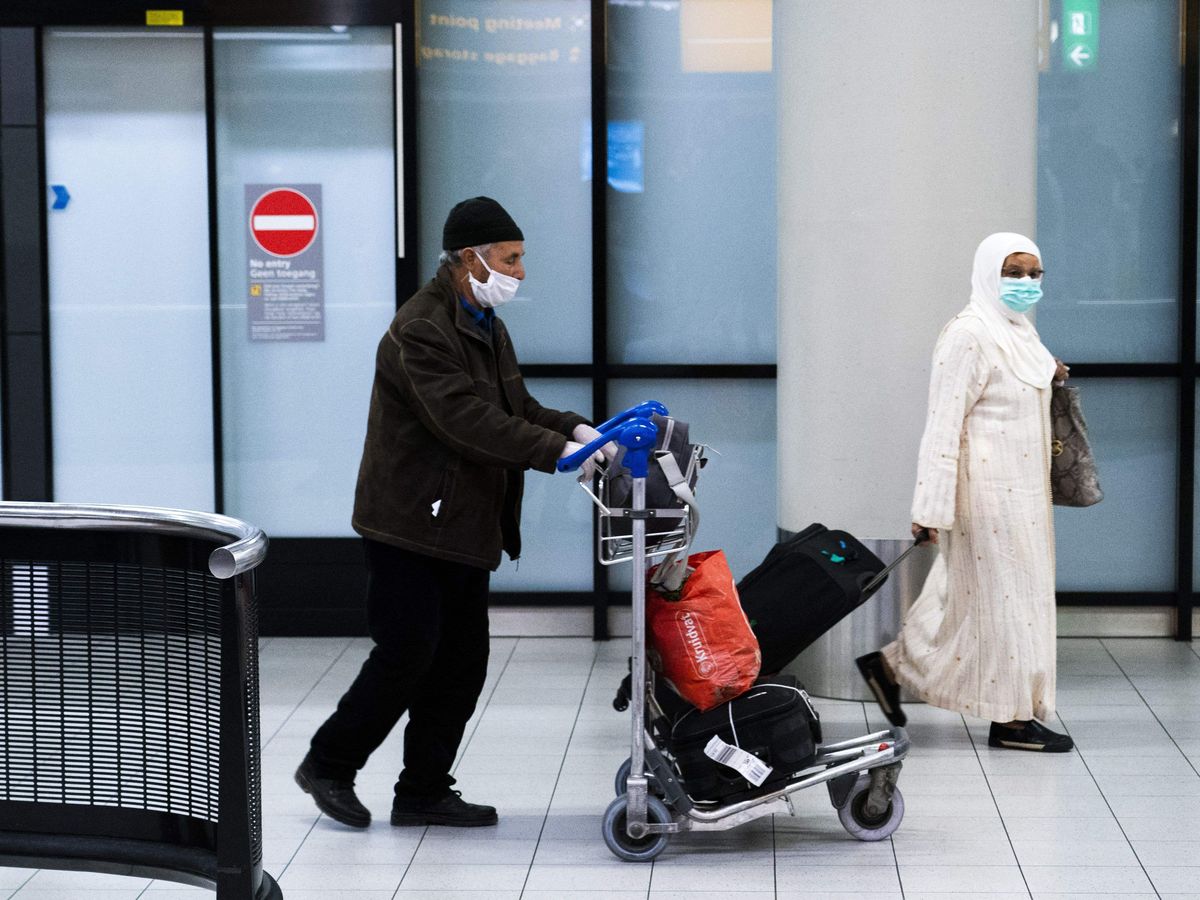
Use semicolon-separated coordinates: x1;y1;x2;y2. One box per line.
857;232;1073;752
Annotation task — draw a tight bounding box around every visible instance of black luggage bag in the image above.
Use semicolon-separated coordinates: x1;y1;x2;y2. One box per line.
669;674;821;802
737;523;887;675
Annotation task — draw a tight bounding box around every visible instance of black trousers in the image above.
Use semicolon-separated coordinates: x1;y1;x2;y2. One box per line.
309;538;490;799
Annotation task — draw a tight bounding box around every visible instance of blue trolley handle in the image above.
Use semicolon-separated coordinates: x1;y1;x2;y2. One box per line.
557;401;667;478
556;416;659;478
595;400;668;435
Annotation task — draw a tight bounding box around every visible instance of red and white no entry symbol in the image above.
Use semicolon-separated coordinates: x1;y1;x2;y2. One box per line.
250;188;318;257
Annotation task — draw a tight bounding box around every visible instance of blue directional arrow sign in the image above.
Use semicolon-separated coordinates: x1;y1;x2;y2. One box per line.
50;185;70;210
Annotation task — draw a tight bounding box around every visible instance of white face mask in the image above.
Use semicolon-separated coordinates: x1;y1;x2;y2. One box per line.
467;248;520;309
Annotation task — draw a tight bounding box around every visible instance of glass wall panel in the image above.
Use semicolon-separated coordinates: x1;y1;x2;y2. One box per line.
1036;0;1180;363
1057;379;1177;591
417;0;592;364
608;379;776;590
607;0;776;364
44;29;215;509
490;379;593;591
214;27;396;536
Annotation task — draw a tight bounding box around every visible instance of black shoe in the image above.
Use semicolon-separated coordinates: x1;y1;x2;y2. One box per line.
295;755;371;828
855;651;907;727
390;790;498;827
987;720;1074;753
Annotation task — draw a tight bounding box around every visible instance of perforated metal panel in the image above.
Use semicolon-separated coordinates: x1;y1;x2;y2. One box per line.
239;574;263;863
1;561;223;822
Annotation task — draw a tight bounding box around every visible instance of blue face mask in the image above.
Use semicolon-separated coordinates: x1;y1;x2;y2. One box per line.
1000;276;1043;313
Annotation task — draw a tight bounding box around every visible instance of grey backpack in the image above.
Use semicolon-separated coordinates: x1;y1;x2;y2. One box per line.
606;414;703;530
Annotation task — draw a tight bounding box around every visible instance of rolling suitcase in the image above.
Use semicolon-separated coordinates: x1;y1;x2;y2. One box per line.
738;524;924;674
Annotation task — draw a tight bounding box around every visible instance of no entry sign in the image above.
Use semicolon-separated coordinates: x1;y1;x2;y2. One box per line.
245;183;324;342
250;188;319;258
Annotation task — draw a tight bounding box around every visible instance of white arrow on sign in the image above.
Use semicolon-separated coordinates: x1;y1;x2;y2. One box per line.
1069;44;1092;66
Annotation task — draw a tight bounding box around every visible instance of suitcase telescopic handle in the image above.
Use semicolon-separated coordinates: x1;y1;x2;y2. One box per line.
860;530;934;597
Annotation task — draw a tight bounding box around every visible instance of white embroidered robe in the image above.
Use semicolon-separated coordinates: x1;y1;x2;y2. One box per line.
883;315;1057;722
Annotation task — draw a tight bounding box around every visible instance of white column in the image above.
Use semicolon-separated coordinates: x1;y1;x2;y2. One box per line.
777;0;1040;540
776;1;1041;697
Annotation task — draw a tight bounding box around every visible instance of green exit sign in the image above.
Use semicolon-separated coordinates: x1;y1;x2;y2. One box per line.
1062;0;1099;71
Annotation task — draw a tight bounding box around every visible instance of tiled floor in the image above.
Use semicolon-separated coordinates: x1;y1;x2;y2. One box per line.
2;636;1199;899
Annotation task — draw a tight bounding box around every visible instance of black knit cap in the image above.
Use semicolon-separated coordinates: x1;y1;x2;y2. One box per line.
442;196;524;251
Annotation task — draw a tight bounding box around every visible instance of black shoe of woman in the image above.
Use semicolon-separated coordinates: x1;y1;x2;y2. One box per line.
987;719;1074;752
855;651;907;727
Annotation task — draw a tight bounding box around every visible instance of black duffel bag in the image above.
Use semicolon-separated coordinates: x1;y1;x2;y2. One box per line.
669;673;821;802
737;524;886;675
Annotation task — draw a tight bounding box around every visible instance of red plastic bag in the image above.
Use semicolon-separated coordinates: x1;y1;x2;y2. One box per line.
647;550;761;712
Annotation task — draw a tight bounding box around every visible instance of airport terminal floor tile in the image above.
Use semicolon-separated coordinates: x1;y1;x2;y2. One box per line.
3;636;1200;899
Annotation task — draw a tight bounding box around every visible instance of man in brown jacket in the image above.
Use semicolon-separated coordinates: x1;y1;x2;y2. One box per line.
296;197;602;828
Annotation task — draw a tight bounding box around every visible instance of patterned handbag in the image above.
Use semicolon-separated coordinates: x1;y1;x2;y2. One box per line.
1050;385;1103;507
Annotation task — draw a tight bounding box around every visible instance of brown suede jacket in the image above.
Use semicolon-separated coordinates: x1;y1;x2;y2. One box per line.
351;265;588;570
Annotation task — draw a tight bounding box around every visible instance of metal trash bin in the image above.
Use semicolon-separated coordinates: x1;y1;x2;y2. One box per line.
785;538;934;701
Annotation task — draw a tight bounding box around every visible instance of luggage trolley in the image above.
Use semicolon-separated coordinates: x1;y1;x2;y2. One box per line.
558;401;910;862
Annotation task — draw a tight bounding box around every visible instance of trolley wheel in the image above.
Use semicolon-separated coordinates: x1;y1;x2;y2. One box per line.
837;774;904;841
614;757;663;798
602;794;672;862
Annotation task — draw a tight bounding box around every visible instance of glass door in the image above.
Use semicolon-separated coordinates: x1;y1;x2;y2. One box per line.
212;27;397;536
43;28;216;509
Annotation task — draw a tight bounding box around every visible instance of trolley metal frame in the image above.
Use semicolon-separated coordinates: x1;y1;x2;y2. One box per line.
559;402;910;861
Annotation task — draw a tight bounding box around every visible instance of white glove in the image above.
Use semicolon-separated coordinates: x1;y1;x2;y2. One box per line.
559;440;605;481
573;423;618;462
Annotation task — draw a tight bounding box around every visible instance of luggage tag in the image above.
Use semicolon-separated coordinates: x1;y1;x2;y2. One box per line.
703;735;773;787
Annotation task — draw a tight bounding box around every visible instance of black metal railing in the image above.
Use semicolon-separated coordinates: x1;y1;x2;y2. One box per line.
0;502;280;899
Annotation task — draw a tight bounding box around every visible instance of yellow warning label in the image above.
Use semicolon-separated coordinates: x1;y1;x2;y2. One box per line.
249;284;262;297
146;10;184;26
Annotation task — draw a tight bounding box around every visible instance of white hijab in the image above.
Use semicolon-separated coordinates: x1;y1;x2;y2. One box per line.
962;232;1057;389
